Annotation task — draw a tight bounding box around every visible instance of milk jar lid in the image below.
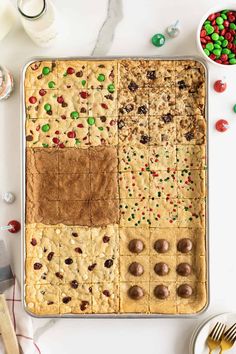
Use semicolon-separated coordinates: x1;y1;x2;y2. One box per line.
17;0;47;20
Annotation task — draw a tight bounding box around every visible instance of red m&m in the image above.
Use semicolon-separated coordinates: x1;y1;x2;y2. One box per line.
215;119;229;132
213;79;227;93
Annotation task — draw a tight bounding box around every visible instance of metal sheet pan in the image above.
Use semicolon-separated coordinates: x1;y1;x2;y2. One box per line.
21;56;209;318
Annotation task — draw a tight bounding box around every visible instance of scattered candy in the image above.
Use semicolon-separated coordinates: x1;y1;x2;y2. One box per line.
215;119;229;132
7;220;21;233
2;192;15;204
166;20;180;38
151;33;166;47
200;10;236;65
213;79;227;92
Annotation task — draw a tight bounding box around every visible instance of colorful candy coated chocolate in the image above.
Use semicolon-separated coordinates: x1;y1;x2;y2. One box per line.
70;111;79;119
151;33;165;47
87;117;95;126
213;80;227;93
42;67;50;75
8;220;21;233
215;119;229;132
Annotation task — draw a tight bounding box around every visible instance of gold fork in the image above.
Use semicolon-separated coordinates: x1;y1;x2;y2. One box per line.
206;322;226;354
220;323;236;353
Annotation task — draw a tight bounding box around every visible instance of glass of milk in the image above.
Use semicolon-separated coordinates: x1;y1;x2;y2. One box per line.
0;0;17;41
17;0;60;47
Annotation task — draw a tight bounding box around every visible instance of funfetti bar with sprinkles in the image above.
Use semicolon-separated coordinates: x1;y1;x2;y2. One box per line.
23;58;208;316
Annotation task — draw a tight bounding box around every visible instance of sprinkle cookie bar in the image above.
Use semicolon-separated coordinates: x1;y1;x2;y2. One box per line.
24;59;207;316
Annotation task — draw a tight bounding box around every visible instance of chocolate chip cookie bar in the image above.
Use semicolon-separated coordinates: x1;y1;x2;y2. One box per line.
24;58;207;316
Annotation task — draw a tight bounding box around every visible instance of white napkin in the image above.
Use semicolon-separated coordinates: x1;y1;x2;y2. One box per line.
0;278;41;354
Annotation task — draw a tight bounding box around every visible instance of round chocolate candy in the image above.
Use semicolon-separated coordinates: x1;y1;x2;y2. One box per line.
154;285;169;299
128;262;144;276
177;284;193;298
154;239;169;253
176;263;192;276
154;262;169;276
128;239;144;254
177;238;193;253
128;285;144;300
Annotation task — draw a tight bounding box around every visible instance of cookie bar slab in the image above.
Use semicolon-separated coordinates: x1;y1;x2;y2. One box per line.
57;60;88;90
24;60;57;89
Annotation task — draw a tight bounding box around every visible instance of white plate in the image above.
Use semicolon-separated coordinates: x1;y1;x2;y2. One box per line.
190;313;236;354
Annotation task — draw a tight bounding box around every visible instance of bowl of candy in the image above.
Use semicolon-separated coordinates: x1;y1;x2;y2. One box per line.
197;5;236;66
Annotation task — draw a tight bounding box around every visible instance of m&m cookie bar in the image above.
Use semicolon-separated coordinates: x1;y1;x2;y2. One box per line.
24;59;207;315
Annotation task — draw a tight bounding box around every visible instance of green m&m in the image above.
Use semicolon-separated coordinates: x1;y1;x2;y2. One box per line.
233;104;236;113
42;124;50;132
151;33;165;47
87;117;95;125
107;84;115;93
97;74;105;82
44;103;51;112
42;67;50;75
70;111;79;119
48;81;56;88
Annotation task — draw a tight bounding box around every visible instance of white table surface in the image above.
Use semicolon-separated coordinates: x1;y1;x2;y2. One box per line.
1;0;236;353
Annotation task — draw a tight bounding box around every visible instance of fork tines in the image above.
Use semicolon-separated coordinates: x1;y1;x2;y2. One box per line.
224;323;236;342
209;322;226;341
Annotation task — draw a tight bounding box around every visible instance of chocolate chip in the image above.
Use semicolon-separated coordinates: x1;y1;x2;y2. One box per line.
118;119;125;129
65;258;73;265
55;272;63;279
30;238;37;246
147;70;156;80
76;70;83;77
88;263;97;271
74;247;83;254
26;135;33;141
47;301;54;305
125;104;134;113
103;290;111;297
177;238;193;253
128;285;144;300
184;131;194;141
98;64;105;68
47;252;54;261
154;262;169;276
128;262;144;276
89;286;93;293
100;116;107;122
70;280;79;289
154;285;169;299
176;263;192;276
41;273;47;280
47;110;52;116
140;134;150;144
178;80;187;89
37;74;43;80
33;263;42;270
62;296;71;304
72;232;78;237
80;107;86;113
177;284;193;298
154;239;169;253
103;235;110;243
104;94;113;100
43;247;47;253
80;300;89;311
138;105;148;115
128;81;139;92
162;113;173;123
62;102;68;108
104;259;113;268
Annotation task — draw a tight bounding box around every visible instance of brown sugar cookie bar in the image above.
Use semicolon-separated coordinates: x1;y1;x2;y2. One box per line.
87;61;117;90
176;145;206;170
120;255;150;282
59;284;92;314
119;145;149;172
118;116;149;146
57;60;88;90
149;114;176;146
24;60;57;89
119;227;150;256
120;282;149;313
176;115;206;145
149;198;178;228
119;171;149;199
25;89;58;119
92;283;119;313
119;197;150;228
89;117;118;146
177;169;206;198
25;284;60;315
150;282;177;314
150;169;177;199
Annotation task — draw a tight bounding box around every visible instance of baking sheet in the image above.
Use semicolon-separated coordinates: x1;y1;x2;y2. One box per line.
21;56;209;318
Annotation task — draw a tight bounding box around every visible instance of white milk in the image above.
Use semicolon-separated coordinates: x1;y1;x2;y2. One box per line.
18;0;59;47
0;0;17;41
